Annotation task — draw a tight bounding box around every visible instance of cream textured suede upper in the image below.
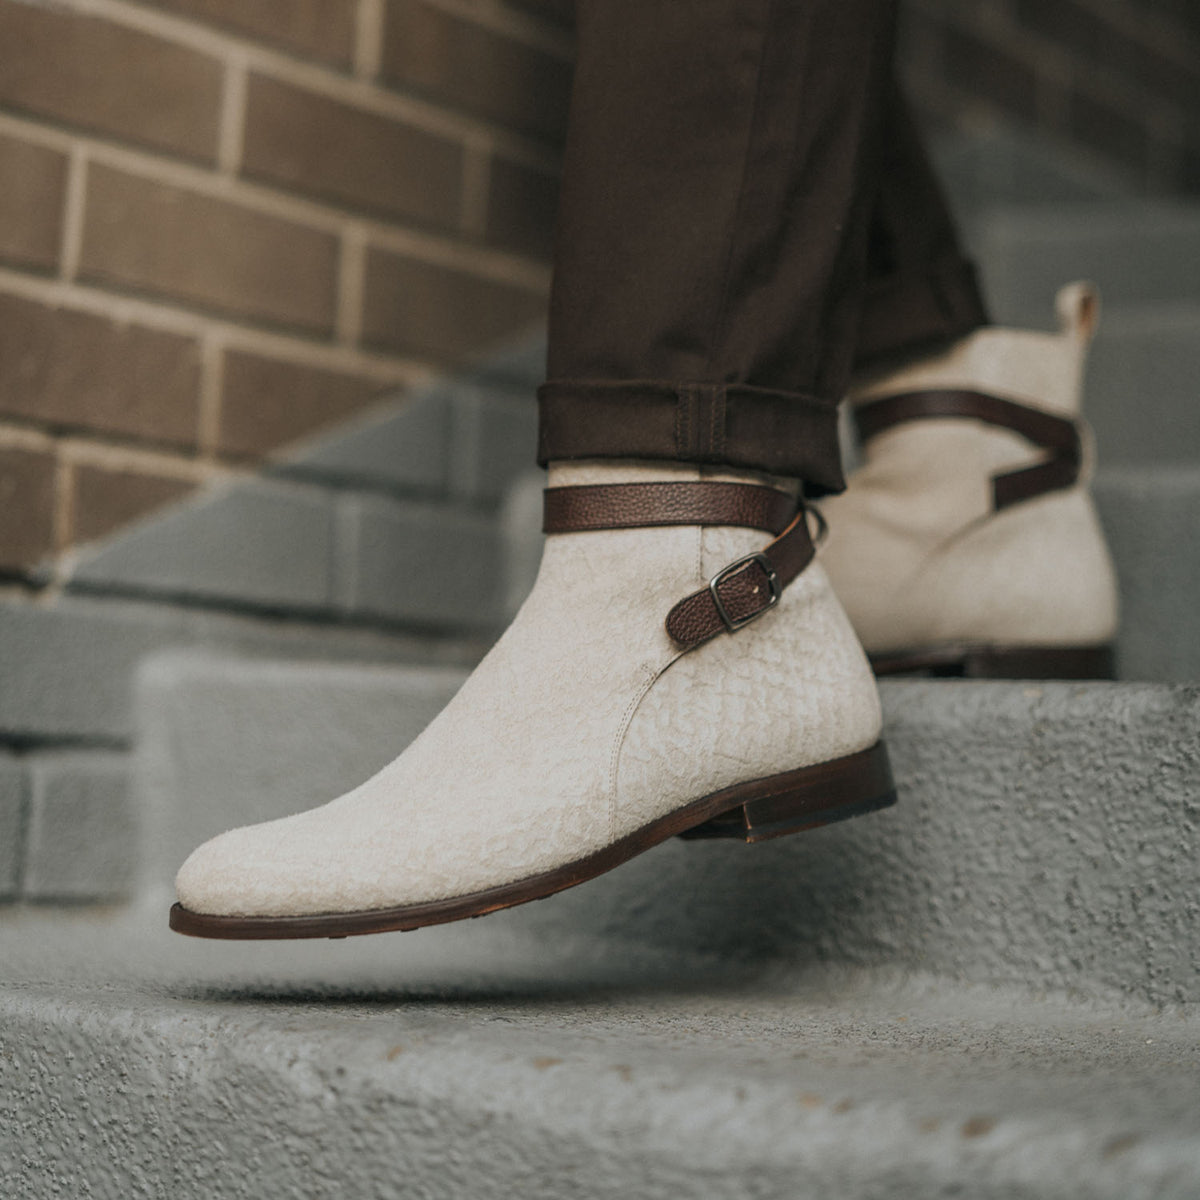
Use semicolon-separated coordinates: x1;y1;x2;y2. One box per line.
818;283;1119;654
176;460;881;918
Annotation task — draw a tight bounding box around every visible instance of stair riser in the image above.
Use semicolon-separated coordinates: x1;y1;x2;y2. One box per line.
968;208;1200;322
1087;317;1200;467
138;663;1200;1006
1094;472;1200;682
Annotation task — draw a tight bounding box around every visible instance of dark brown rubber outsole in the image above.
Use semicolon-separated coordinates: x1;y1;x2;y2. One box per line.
869;642;1115;680
169;740;896;941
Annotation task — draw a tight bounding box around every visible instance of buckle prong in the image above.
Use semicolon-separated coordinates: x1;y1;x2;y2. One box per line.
708;552;781;633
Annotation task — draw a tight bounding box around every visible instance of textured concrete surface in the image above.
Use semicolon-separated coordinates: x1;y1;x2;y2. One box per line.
61;377;533;628
136;660;1200;1006
276;383;454;494
0;754;24;897
338;494;504;627
449;386;538;502
574;681;1200;1006
1087;305;1200;467
500;467;549;617
933;126;1128;211
1095;467;1200;682
465;329;546;389
1;904;1198;1200
0;593;485;901
137;652;468;884
0;593;482;743
22;752;133;900
68;477;338;611
968;202;1200;324
0;596;193;742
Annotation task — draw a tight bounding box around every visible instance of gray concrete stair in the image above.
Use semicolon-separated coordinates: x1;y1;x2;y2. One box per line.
3;906;1199;1200
1095;466;1200;681
966;202;1200;324
137;653;469;887
4;656;1199;1197
136;654;1199;1008
1087;304;1200;468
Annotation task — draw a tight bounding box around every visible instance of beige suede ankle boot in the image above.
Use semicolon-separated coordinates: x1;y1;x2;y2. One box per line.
818;282;1119;678
172;460;891;939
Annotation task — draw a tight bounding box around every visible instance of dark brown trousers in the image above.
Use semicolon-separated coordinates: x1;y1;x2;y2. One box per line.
537;0;989;492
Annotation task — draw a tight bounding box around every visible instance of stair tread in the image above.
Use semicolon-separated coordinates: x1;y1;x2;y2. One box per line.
1;906;1197;1200
134;666;1200;1007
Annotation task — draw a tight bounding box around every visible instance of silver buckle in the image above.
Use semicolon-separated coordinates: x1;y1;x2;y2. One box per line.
708;552;781;633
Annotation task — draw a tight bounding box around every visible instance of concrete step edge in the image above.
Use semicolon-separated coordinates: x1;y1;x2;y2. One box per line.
2;946;1198;1200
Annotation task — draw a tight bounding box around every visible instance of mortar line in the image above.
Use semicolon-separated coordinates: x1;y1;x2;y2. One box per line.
0;423;57;452
336;225;368;347
217;53;249;176
57;437;222;481
0;412;231;476
0;266;437;383
58;146;89;282
0;111;554;291
196;333;226;461
70;0;563;170
354;0;385;79
51;448;76;555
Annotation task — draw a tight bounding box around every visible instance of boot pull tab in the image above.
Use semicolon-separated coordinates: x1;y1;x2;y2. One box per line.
1056;281;1101;345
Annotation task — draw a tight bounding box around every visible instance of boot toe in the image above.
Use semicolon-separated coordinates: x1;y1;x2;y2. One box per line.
175;818;339;918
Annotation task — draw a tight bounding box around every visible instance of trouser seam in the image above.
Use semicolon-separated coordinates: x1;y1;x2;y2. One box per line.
702;0;777;380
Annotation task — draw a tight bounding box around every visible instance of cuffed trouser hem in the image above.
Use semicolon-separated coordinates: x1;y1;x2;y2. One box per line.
537;379;845;494
854;254;990;371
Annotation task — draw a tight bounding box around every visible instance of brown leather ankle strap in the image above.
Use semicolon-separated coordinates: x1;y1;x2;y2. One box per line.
543;481;796;535
664;507;816;649
854;389;1083;510
542;480;816;651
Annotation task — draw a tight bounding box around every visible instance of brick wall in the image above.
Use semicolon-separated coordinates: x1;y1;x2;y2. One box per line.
901;0;1200;194
0;0;565;581
4;0;1198;583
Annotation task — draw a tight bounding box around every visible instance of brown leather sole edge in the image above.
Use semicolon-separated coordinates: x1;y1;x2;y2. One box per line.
869;642;1115;680
169;741;896;941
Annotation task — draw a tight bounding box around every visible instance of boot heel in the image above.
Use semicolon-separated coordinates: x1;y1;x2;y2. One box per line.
681;741;896;844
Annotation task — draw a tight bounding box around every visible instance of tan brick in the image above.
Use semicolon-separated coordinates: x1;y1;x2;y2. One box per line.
485;156;558;260
381;1;571;142
219;350;386;457
242;75;463;229
0;1;222;164
0;445;56;571
71;463;197;545
80;165;339;335
0;293;201;447
0;133;67;272
154;0;357;69
362;247;545;361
